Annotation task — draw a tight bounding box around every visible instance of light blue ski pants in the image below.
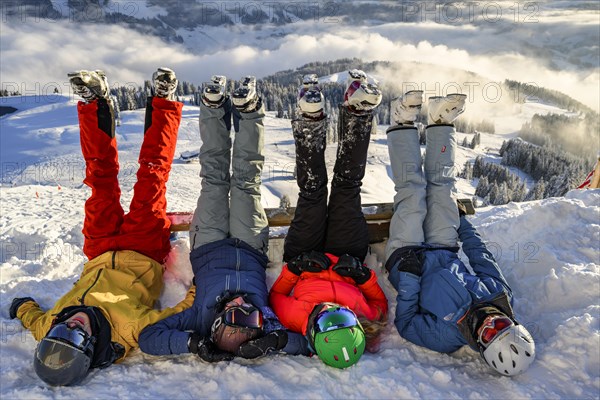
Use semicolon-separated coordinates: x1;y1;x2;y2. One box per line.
189;99;269;254
385;124;459;262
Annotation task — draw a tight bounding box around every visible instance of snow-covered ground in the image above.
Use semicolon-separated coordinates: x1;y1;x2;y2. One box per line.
1;95;598;398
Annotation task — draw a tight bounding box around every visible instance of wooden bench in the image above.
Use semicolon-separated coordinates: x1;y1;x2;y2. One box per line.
167;199;475;244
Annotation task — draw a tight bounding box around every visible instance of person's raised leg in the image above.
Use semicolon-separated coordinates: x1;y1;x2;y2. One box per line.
119;68;182;262
69;70;123;260
283;76;329;262
189;75;233;250
229;77;269;253
422;94;466;247
385;90;428;265
324;70;382;260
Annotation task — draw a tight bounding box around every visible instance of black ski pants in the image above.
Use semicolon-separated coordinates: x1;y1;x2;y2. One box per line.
283;106;374;262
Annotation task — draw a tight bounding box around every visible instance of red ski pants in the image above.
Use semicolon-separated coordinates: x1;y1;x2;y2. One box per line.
79;97;182;262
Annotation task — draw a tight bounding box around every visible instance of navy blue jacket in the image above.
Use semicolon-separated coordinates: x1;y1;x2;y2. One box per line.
388;217;513;353
139;238;308;356
139;238;269;355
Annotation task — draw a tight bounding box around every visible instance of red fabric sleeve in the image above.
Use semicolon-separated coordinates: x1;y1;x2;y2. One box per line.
357;272;389;320
269;264;299;296
269;265;312;334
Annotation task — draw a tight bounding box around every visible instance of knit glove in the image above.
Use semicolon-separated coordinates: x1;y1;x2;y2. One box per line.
237;330;288;359
9;297;35;319
333;254;372;284
396;249;423;277
286;250;331;275
188;333;234;363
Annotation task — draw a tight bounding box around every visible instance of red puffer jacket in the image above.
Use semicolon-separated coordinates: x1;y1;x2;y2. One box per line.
269;253;388;335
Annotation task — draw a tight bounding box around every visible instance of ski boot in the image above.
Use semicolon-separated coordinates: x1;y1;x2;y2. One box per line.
298;74;325;120
201;75;227;108
232;76;260;112
343;69;382;114
428;93;467;125
67;70;110;102
302;73;319;87
152;67;178;100
346;69;368;86
391;90;423;125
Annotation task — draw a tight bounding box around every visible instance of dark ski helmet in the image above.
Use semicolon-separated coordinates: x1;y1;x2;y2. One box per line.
311;305;366;369
33;322;95;386
211;303;263;353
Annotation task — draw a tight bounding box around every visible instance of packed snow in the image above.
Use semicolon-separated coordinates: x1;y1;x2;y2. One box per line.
1;95;598;399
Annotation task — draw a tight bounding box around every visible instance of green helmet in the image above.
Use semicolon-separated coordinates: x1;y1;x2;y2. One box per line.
311;306;366;369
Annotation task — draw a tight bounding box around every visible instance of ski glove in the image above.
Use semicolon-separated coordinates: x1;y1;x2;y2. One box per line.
333;254;372;285
188;333;234;363
9;297;36;319
396;249;423;277
237;330;289;359
286;250;331;275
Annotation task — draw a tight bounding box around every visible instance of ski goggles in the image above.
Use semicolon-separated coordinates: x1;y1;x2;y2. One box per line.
478;315;514;346
225;305;263;328
313;307;362;335
212;305;263;333
45;322;95;353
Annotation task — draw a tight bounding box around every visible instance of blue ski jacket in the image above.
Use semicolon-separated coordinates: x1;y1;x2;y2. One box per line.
139;238;308;356
387;217;513;353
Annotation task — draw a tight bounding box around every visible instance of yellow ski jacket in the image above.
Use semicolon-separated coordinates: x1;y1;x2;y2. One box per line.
15;250;194;361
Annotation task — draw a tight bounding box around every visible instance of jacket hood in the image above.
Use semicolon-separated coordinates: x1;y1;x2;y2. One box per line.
53;305;121;369
457;292;516;350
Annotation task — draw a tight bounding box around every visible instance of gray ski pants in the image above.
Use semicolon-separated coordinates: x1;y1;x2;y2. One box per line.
189;99;269;254
385;124;459;262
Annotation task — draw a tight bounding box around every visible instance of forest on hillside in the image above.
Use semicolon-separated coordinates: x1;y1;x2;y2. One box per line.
53;58;598;206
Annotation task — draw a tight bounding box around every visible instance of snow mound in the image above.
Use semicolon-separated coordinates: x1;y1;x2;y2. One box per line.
1;95;598;398
1;186;598;398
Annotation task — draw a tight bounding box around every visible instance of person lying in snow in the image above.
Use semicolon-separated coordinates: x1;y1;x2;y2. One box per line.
9;68;195;386
385;91;535;376
268;71;389;369
139;76;303;362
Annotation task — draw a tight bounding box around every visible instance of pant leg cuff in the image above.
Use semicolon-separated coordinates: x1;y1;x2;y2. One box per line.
387;125;418;134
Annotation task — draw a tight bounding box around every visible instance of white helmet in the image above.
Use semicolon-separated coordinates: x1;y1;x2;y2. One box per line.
481;324;535;376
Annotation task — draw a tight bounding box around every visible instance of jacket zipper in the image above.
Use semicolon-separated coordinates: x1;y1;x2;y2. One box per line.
80;269;102;305
330;280;337;302
235;239;241;293
111;251;117;269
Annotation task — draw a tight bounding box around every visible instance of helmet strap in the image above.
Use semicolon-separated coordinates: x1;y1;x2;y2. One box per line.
306;304;324;352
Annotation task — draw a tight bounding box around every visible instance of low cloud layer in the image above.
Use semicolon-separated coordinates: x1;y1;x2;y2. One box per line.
1;2;598;111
